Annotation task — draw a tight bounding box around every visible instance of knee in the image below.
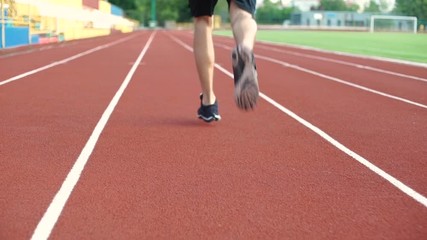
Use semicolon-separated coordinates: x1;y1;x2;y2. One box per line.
194;16;213;28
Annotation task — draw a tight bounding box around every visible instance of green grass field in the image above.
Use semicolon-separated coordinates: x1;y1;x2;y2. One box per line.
215;30;427;64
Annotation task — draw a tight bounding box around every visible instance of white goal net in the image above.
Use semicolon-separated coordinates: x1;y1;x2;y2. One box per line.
370;15;418;33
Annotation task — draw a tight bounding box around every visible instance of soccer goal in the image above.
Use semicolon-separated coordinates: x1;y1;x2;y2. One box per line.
370;15;418;33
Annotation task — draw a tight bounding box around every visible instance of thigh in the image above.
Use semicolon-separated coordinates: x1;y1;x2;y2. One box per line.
189;0;219;17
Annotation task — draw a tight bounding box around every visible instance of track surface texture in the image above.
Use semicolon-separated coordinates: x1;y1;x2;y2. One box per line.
1;30;426;240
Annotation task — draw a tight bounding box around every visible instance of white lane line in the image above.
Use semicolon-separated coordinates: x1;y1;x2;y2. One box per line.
0;34;138;86
215;43;427;110
256;54;427;110
0;42;79;59
170;34;427;208
30;31;157;240
180;32;427;83
203;31;427;83
255;44;427;83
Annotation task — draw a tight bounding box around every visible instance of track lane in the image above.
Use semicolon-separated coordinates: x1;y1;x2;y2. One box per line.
172;30;427;199
0;32;140;83
0;31;152;240
177;32;427;106
172;30;427;200
205;33;427;195
46;31;427;239
252;45;427;105
253;43;427;83
204;34;427;105
0;38;99;59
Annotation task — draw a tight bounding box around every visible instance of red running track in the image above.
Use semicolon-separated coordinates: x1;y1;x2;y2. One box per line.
1;30;426;239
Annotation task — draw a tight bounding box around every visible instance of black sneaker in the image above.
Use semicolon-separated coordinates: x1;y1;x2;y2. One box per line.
232;45;259;110
197;94;221;122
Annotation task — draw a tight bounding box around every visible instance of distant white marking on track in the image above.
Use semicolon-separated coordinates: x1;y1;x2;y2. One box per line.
170;33;427;208
0;34;138;86
30;31;157;240
129;61;145;66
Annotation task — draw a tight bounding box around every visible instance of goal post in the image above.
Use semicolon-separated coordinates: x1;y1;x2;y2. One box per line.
370;15;418;33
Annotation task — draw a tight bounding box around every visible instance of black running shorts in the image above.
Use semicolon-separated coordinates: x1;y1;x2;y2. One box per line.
189;0;256;17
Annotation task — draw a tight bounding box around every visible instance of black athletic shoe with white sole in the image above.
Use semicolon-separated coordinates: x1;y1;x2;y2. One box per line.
197;94;221;122
232;45;259;110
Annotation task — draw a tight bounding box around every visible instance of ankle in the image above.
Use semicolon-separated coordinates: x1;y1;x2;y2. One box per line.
202;92;216;105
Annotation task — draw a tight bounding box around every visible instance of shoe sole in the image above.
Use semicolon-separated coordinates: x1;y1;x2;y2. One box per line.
232;47;259;110
198;114;221;122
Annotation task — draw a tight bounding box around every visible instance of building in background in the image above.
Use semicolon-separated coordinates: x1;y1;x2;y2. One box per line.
263;0;394;13
290;9;415;33
266;0;368;12
1;0;137;48
270;0;320;11
290;10;372;29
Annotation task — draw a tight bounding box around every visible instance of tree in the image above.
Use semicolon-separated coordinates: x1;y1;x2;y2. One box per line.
318;0;349;11
377;0;394;12
365;0;380;12
124;0;148;23
108;0;136;11
394;0;427;20
214;0;230;22
109;0;191;26
255;0;293;24
346;3;359;12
